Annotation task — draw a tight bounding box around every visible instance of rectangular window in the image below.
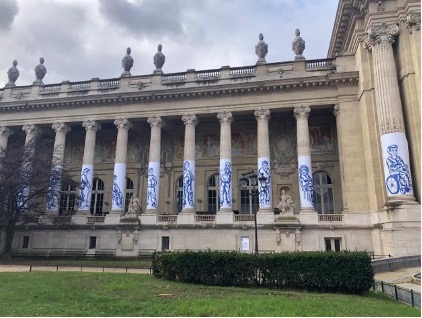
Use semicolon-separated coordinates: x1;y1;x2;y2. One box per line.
325;238;341;252
161;236;170;251
22;236;29;249
89;236;97;249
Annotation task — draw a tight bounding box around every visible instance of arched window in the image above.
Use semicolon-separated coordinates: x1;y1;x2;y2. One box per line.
207;174;220;213
90;178;104;216
175;176;183;214
240;177;259;214
59;180;76;215
124;177;134;213
313;171;334;214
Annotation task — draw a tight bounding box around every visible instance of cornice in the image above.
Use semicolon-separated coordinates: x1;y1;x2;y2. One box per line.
0;72;359;113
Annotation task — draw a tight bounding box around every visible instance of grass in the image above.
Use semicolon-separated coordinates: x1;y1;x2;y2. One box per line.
0;257;152;269
0;272;420;317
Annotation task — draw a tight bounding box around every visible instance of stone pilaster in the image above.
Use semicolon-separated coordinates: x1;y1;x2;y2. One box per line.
78;120;101;214
294;105;315;212
110;117;131;214
333;105;349;213
146;116;163;214
181;114;198;214
254;108;272;214
47;122;71;213
363;22;416;203
0;126;13;153
217;111;233;221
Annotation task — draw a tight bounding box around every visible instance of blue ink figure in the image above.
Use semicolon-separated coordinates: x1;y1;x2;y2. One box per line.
112;175;123;208
258;160;271;206
147;167;158;208
183;161;195;207
299;165;313;203
386;144;412;194
47;184;56;210
79;167;91;209
220;162;232;206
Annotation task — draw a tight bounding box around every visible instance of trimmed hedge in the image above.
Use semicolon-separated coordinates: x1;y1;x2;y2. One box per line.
152;251;374;294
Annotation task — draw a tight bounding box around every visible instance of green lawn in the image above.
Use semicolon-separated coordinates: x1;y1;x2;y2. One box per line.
0;272;419;317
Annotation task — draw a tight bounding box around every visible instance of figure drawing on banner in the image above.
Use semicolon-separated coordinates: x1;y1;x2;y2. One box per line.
112;175;123;208
79;167;91;208
385;144;412;195
147;167;158;208
220;162;232;206
183;161;195;207
258;160;271;206
299;165;313;203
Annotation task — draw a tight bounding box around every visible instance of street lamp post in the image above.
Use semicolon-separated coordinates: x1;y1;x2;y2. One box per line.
239;171;268;254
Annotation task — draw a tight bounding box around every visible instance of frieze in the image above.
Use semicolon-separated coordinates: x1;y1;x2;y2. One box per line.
269;120;296;164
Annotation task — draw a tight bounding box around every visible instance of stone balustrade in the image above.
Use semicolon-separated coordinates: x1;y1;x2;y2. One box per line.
318;214;343;222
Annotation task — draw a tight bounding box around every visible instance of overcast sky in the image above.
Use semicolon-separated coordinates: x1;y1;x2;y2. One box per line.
0;0;338;88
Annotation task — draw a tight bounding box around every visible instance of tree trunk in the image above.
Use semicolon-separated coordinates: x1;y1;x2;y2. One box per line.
2;220;16;258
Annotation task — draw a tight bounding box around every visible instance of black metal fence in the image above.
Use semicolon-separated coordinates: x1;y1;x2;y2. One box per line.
373;280;421;308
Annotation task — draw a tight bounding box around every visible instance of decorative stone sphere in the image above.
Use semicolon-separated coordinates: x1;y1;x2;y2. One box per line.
122;47;134;75
153;44;165;73
6;60;19;86
34;57;47;84
292;28;306;59
255;33;268;64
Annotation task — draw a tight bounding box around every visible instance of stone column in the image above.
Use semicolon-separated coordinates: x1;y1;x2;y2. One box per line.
78;120;101;214
47;122;71;213
181;114;198;213
22;123;41;153
111;117;131;214
0;126;13;153
333;105;349;212
294;105;315;212
254;108;272;213
146;116;163;214
363;22;416;203
217;111;233;214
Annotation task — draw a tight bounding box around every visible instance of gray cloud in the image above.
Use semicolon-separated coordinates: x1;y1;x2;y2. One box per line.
98;0;186;40
0;0;19;30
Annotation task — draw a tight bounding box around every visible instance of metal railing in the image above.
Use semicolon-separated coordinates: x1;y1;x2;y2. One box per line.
195;215;216;222
318;214;343;222
373;280;421;308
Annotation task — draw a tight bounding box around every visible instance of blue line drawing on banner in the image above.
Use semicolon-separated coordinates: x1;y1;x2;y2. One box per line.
299;165;313;203
112;174;123;208
385;144;412;195
147;167;158;208
79;167;91;209
183;161;195;208
47;165;61;210
258;160;271;206
220;162;232;206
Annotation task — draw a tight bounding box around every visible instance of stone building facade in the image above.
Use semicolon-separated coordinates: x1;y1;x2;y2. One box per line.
0;0;420;257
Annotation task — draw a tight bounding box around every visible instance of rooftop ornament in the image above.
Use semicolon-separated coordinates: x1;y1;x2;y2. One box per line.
255;33;268;64
292;28;306;60
34;57;47;85
6;60;19;87
122;47;134;77
153;44;165;74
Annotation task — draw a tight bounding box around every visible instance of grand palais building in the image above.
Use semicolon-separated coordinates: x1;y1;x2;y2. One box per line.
0;0;420;258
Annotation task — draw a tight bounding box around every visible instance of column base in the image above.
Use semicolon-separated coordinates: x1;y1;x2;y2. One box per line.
180;208;195;214
299;207;316;213
216;210;234;224
386;196;418;206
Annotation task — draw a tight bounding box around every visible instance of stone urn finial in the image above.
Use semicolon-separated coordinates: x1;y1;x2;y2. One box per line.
34;57;47;84
255;33;268;64
153;44;165;74
292;28;306;60
6;60;19;87
121;47;134;77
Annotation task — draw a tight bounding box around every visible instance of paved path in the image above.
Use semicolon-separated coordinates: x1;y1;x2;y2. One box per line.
374;267;421;292
0;265;151;274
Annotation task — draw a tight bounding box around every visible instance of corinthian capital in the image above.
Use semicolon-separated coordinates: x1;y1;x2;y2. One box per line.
182;114;198;126
293;105;311;119
0;126;14;138
114;117;131;130
22;123;41;137
254;108;270;121
82;119;101;132
363;22;399;50
147;116;163;128
217;111;233;124
52;122;71;134
406;13;421;34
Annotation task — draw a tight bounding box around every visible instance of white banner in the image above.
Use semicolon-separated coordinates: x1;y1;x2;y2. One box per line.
183;160;195;209
298;155;313;209
146;161;160;210
112;163;126;211
257;157;272;208
219;159;232;209
79;164;93;211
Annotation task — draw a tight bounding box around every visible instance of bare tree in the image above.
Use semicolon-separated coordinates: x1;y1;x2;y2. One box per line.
0;140;74;258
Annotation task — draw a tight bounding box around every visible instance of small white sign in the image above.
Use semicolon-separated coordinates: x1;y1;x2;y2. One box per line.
241;236;250;251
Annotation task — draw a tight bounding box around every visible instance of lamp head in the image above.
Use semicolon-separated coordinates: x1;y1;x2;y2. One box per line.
258;173;267;188
249;172;258;186
240;175;248;189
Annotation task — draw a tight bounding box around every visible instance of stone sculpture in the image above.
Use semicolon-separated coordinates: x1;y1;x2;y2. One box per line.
153;44;165;74
292;29;306;59
255;33;268;64
34;57;47;84
122;47;134;76
121;196;140;221
277;189;295;214
6;60;19;87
